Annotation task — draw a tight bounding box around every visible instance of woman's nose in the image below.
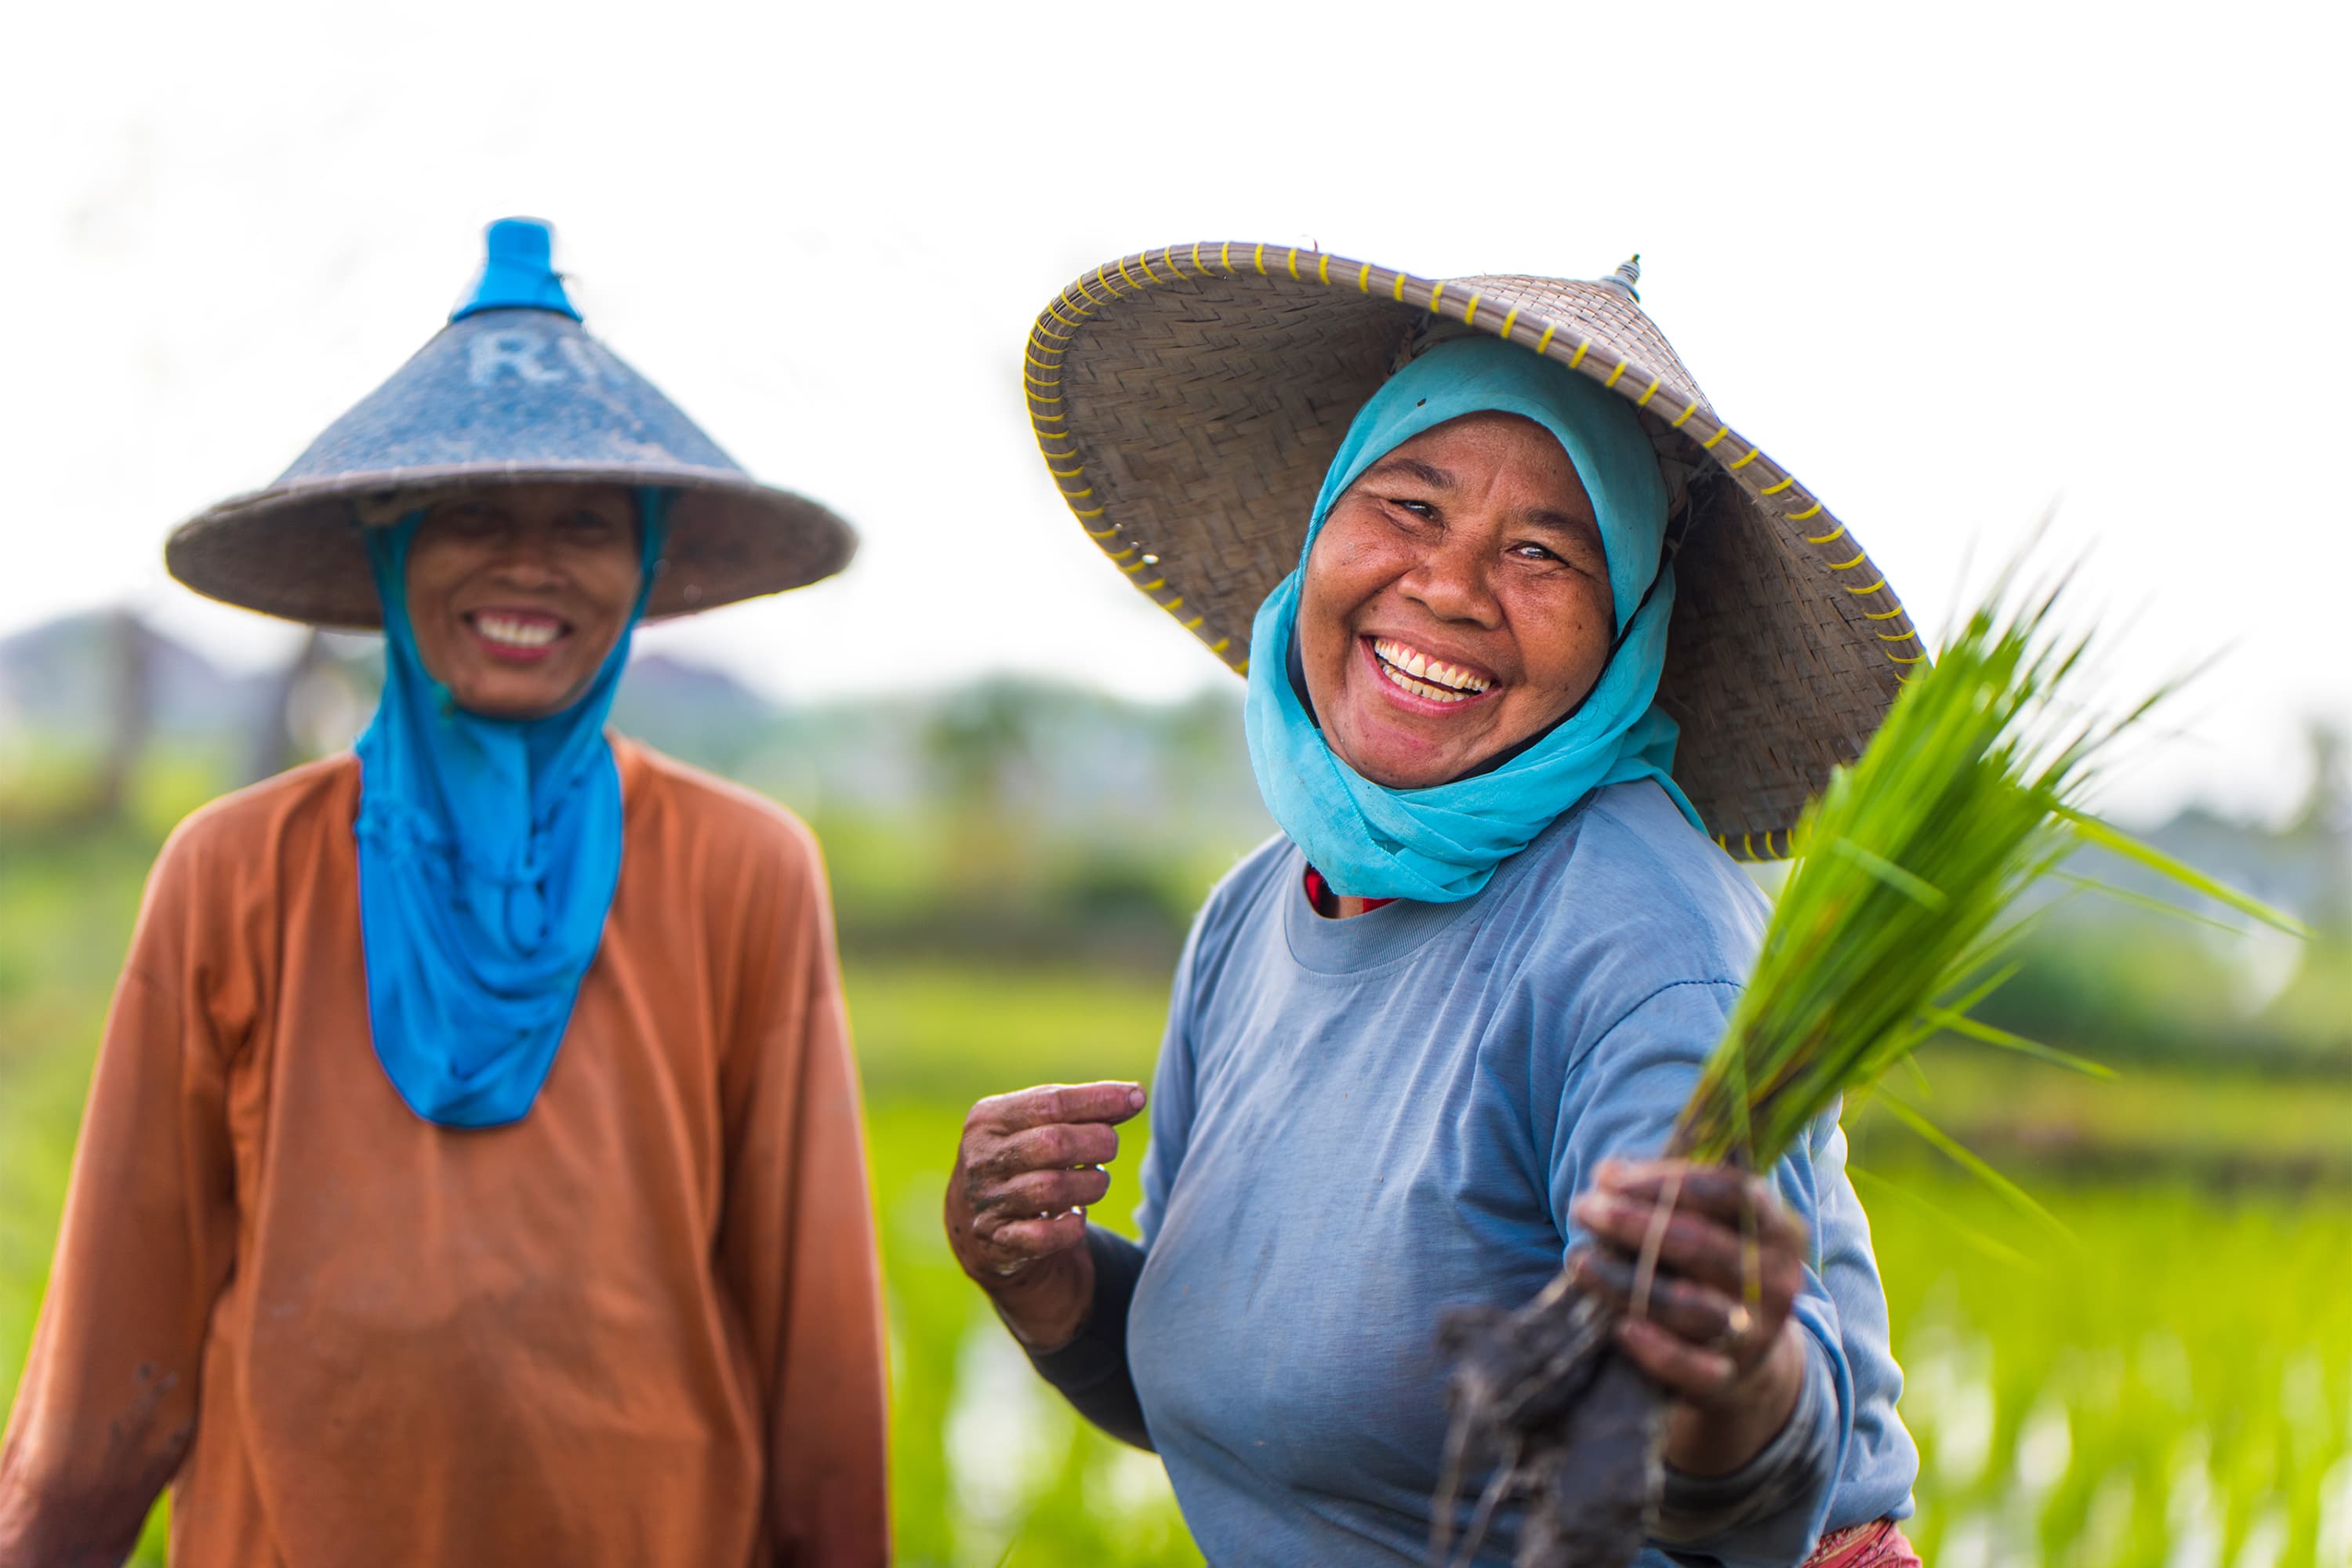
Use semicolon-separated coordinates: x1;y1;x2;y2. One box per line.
485;543;565;586
1399;536;1501;626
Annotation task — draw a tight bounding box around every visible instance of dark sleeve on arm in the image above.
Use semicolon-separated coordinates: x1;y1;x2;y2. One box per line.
1016;1226;1152;1450
1653;1325;1841;1564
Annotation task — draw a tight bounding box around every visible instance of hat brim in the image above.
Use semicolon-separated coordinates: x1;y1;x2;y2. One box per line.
1025;242;1926;859
165;463;857;629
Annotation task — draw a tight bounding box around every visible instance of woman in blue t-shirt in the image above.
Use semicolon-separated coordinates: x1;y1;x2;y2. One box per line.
945;249;1926;1567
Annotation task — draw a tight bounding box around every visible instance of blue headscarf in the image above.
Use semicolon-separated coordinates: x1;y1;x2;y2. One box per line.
353;492;668;1127
1243;335;1701;902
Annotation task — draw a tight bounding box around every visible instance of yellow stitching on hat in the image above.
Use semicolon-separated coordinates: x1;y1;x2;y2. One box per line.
1254;244;1267;274
1863;604;1907;620
1535;325;1558;354
1184;615;1205;630
1105;546;1137;561
1159;248;1185;280
1033;410;1064;421
1743;833;1754;858
1024;352;1060;370
1672;400;1700;428
1071;274;1102;306
1237;657;1251;673
1034;321;1075;342
1095;266;1118;298
1846;575;1888;595
1138;578;1164;590
1135;252;1161;284
1570;339;1591;369
1806;524;1846;545
1501;307;1521;339
1888;652;1926;664
1428;281;1446;314
1163;597;1185;612
1760;477;1795;495
1358;261;1374;293
1117;258;1143;290
1636;375;1662;407
1729;447;1761;470
1219;241;1232;271
1074;506;1105;518
1047;464;1082;477
1877;629;1916;641
1828;550;1867;571
1210;638;1231;654
1064;487;1095;499
1192;241;1205;274
1287;248;1301;280
1702;427;1730;449
1715;834;1727;848
1086;524;1116;539
1786;501;1823;522
1319;252;1332;284
1463;292;1481;328
1392;272;1409;302
1603;361;1628;388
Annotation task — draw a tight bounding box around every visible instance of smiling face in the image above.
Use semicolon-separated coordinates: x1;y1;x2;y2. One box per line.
402;483;645;720
1297;412;1620;789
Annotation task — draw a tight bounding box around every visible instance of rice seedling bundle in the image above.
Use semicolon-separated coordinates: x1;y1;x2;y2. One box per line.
1431;568;2301;1568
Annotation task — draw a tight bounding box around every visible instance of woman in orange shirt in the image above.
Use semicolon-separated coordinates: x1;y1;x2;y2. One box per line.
0;220;888;1567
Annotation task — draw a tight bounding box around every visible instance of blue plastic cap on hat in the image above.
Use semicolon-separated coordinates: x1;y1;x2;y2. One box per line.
450;217;583;323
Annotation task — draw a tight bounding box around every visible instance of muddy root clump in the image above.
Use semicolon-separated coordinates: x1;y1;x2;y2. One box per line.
1429;1270;1666;1568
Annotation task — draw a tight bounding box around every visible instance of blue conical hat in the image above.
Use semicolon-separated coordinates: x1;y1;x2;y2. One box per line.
166;218;856;626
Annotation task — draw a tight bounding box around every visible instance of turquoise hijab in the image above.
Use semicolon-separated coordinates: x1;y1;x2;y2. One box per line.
353;493;668;1127
1242;335;1700;903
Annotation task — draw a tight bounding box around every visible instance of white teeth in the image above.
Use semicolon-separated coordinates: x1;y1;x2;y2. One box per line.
1371;637;1491;696
1380;663;1472;702
474;614;560;648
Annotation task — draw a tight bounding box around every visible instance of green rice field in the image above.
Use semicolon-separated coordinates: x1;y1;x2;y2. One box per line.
4;834;2350;1566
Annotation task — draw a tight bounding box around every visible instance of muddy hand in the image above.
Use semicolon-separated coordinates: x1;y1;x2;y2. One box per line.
945;1081;1146;1348
1567;1157;1808;1410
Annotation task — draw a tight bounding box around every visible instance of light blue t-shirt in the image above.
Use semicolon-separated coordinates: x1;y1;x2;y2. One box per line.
1122;780;1918;1566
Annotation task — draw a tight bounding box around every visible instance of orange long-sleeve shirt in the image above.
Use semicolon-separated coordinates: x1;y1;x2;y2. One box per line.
0;741;888;1566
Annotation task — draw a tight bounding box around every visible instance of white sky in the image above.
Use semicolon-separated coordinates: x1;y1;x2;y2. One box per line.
5;0;2345;823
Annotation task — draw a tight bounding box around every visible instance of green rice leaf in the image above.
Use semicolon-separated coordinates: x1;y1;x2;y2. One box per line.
2051;870;2256;936
1876;1094;2076;1247
1826;838;1951;910
2060;809;2309;937
1922;1007;2116;1079
1846;1165;2042;1273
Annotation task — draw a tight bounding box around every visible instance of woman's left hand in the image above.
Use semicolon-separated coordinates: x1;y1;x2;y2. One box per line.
1567;1156;1810;1476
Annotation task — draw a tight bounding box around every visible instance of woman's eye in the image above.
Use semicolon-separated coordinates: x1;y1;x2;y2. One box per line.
1511;543;1560;562
561;513;619;535
1392;498;1435;520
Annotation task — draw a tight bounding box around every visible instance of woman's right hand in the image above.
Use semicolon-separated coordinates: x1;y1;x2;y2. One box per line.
944;1081;1147;1350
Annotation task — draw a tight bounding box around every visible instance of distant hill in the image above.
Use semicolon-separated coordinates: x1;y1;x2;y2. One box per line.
0;610;1272;852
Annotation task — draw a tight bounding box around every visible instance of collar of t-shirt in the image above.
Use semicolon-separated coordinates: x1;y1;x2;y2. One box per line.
1301;866;1398;920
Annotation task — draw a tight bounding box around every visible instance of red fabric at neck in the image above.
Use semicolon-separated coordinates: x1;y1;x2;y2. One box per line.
1302;866;1396;918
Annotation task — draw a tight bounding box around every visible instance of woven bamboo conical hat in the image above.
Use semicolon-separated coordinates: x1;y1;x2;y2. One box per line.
1023;242;1926;861
166;218;856;628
